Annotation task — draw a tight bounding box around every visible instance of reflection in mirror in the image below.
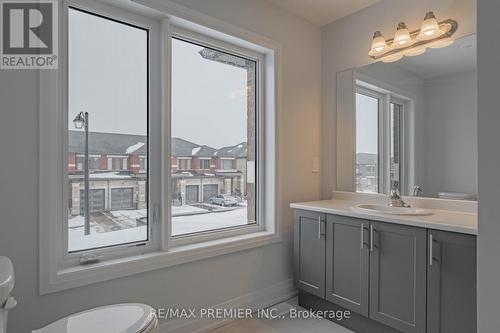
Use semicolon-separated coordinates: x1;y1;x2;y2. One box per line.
338;34;476;199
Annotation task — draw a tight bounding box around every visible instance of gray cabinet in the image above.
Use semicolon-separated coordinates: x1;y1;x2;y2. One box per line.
326;215;369;316
294;210;326;298
427;230;477;333
369;221;427;333
293;209;477;333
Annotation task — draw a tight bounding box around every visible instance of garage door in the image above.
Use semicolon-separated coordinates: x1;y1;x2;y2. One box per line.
80;189;105;213
111;188;134;210
203;184;218;203
185;185;199;204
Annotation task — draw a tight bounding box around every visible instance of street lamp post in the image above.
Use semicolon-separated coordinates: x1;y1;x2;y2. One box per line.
73;111;90;235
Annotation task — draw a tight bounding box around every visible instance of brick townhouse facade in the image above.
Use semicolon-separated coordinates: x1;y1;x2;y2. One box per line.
68;131;248;216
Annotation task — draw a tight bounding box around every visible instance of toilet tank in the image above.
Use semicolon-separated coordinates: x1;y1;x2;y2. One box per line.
0;257;14;307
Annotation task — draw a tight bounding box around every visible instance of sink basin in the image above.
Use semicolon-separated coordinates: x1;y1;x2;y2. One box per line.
354;204;433;216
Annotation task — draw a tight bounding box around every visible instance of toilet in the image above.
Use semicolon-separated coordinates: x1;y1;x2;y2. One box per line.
0;257;16;333
32;303;158;333
0;256;158;333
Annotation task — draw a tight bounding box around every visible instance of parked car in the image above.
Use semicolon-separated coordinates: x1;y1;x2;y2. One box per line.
209;194;238;206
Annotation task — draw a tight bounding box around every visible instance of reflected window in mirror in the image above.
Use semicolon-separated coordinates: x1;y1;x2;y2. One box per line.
390;102;403;191
355;84;408;195
355;90;380;193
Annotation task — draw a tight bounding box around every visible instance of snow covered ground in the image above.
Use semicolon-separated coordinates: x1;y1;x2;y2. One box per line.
68;225;148;252
172;208;247;235
68;206;249;252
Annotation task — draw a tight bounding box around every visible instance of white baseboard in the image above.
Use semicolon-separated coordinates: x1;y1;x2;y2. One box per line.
158;279;297;333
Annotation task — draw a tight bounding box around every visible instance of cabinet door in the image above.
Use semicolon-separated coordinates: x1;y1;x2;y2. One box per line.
427;230;477;333
294;210;326;298
325;215;369;316
369;221;427;333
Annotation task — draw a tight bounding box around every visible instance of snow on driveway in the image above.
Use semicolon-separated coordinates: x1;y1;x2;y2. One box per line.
68;207;249;251
172;208;248;235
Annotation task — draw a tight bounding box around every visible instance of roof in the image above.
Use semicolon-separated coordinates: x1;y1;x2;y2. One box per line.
69;131;247;158
214;142;247;158
69;131;147;155
356;153;377;165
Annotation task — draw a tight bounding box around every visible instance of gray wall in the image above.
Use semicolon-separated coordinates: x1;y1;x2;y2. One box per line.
424;70;477;197
0;0;322;332
477;0;500;331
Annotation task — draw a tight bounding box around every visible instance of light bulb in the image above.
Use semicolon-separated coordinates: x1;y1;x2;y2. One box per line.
393;22;413;48
417;11;445;41
369;31;389;56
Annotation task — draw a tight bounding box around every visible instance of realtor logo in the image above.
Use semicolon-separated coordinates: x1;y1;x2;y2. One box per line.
1;0;58;69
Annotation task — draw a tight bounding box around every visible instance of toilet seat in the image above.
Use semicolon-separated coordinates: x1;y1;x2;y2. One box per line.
32;303;157;333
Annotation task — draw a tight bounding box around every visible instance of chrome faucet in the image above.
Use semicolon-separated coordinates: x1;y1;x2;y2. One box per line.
389;188;410;207
413;185;423;197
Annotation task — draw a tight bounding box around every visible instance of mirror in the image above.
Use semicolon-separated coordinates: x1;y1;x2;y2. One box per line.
337;34;476;199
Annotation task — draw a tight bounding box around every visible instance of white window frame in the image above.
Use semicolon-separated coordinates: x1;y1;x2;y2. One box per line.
39;0;280;294
167;26;265;246
388;97;407;195
355;79;413;195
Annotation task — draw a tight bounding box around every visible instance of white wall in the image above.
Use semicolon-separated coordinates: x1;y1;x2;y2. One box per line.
0;0;322;332
321;0;476;198
477;1;500;331
424;70;477;197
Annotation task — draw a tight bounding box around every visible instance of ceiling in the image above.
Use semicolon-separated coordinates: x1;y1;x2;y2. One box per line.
396;34;476;80
265;0;380;26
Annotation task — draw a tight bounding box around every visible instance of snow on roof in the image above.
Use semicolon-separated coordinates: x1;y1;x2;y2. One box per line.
126;142;144;154
191;147;201;155
90;172;132;179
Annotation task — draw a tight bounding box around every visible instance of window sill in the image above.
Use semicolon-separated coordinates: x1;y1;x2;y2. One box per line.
41;230;281;295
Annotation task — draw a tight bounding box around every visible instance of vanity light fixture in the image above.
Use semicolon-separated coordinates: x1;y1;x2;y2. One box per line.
369;11;457;63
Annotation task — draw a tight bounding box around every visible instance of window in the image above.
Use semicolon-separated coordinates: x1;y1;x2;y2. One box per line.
356;91;379;193
76;155;84;171
40;0;278;293
199;159;210;170
170;35;257;237
355;83;408;194
88;156;101;171
140;156;147;171
66;7;149;252
178;158;191;170
221;159;234;170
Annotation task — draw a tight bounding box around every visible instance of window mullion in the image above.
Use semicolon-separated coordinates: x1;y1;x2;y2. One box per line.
379;94;391;194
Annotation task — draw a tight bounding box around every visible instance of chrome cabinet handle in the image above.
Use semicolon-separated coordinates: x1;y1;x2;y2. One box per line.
318;216;322;239
370;224;374;252
360;223;365;249
429;234;433;266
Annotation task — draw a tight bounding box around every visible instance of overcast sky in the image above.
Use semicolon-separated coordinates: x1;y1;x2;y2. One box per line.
356;93;378;154
68;8;248;149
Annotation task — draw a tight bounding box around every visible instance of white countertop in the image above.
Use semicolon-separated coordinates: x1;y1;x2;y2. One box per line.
290;198;477;235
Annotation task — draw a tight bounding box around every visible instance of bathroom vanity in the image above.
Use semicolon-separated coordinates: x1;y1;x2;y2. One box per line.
290;192;477;333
